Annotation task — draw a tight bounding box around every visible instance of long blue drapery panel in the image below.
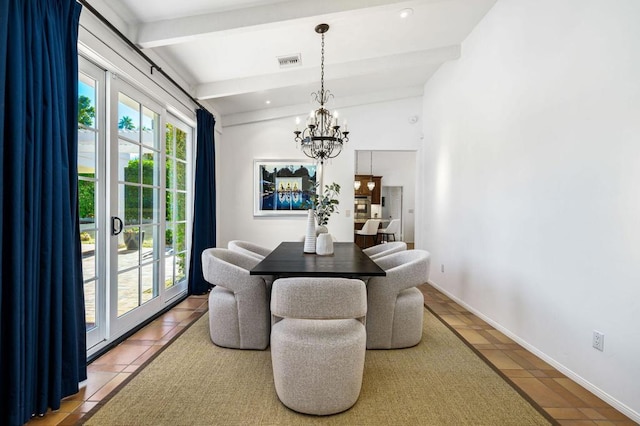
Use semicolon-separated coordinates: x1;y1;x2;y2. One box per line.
0;1;87;424
188;109;217;294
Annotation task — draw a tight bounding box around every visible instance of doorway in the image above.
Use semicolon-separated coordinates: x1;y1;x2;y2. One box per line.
353;150;416;244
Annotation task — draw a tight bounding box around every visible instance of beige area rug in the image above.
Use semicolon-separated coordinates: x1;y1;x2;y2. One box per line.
83;309;551;425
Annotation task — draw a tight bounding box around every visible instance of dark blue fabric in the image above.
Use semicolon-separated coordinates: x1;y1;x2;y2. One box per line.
188;109;217;294
0;1;87;424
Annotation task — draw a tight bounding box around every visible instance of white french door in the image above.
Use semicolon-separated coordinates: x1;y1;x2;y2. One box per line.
78;59;191;356
108;79;165;337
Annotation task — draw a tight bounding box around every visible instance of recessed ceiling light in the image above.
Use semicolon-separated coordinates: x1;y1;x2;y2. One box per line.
265;100;271;105
399;8;413;18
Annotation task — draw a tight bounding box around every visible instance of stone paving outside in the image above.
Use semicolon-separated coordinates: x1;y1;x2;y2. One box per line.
81;241;183;327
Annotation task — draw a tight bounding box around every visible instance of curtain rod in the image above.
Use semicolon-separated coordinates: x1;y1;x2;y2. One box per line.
77;0;213;117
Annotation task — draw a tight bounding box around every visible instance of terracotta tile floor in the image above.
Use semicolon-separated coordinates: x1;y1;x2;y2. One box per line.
24;285;637;426
419;283;638;426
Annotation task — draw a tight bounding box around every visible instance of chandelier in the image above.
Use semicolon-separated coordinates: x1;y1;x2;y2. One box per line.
294;24;349;164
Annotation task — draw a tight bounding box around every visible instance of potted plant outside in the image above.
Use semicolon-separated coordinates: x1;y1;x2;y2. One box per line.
123;228;145;250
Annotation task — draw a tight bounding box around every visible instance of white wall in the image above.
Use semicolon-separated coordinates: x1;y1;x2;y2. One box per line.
418;0;640;419
217;97;422;249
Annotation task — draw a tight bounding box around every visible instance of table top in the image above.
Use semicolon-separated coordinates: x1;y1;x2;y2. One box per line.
250;242;386;278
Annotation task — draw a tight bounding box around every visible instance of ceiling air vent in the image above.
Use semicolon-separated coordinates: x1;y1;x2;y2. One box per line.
277;53;302;68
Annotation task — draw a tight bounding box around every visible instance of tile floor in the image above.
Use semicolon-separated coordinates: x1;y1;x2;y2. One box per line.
24;294;209;426
24;285;636;426
419;284;637;425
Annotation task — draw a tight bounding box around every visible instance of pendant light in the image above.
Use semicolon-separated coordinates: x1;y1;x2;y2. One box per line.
354;152;361;190
367;151;375;191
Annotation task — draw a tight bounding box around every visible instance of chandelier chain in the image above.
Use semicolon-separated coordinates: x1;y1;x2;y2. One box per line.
320;32;325;105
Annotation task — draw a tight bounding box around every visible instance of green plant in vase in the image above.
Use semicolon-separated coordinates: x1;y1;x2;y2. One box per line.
308;182;341;228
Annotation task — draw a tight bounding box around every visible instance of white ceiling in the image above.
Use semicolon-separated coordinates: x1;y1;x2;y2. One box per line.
89;0;496;122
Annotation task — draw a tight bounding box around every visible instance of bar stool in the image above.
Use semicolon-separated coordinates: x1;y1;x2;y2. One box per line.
354;219;381;248
377;219;400;243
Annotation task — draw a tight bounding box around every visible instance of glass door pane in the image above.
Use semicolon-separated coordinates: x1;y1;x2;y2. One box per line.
79;58;106;350
163;119;191;296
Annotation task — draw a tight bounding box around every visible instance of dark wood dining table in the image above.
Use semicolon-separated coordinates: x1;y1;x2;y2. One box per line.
250;241;386;278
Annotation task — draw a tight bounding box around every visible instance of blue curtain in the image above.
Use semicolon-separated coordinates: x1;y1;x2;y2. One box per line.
0;1;87;424
188;109;217;294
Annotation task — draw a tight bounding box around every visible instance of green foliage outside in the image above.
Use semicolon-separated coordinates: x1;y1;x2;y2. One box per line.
119;115;135;130
78;95;95;127
76;116;189;283
124;155;155;223
78;174;95;219
165;124;188;280
78;95;97;221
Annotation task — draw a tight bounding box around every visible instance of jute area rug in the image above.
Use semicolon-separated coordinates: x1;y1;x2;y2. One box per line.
83;309;550;425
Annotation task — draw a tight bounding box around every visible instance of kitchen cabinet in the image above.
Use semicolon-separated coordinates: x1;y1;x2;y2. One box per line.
354;175;369;196
354;175;382;203
371;176;382;204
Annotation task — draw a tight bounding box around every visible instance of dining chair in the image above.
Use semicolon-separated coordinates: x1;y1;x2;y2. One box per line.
366;249;430;349
270;277;367;415
201;248;271;350
228;240;272;260
228;240;275;287
363;241;407;260
377;219;401;243
354;219;381;248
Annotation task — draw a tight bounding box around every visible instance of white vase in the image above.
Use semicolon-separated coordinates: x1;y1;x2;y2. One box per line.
316;233;334;256
303;210;316;253
315;225;328;236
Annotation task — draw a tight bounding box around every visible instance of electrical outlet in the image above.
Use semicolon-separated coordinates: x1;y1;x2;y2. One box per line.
441;264;445;273
592;330;604;351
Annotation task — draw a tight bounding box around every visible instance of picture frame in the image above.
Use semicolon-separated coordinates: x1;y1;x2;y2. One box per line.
253;159;318;217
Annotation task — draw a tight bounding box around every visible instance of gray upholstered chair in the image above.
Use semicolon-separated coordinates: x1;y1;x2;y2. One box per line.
270;277;367;415
228;240;275;287
366;249;430;349
228;240;272;260
201;248;270;350
362;241;407;260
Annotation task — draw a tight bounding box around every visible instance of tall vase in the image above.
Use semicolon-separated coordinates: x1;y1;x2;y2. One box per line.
303;209;316;253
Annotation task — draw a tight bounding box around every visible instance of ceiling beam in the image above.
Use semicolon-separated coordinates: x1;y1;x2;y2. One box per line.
221;85;425;127
195;45;460;100
136;0;425;48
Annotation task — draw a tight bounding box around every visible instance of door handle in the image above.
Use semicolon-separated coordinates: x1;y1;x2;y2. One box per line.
111;216;123;235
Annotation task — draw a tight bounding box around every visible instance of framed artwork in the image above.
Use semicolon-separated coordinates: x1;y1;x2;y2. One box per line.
254;160;317;216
